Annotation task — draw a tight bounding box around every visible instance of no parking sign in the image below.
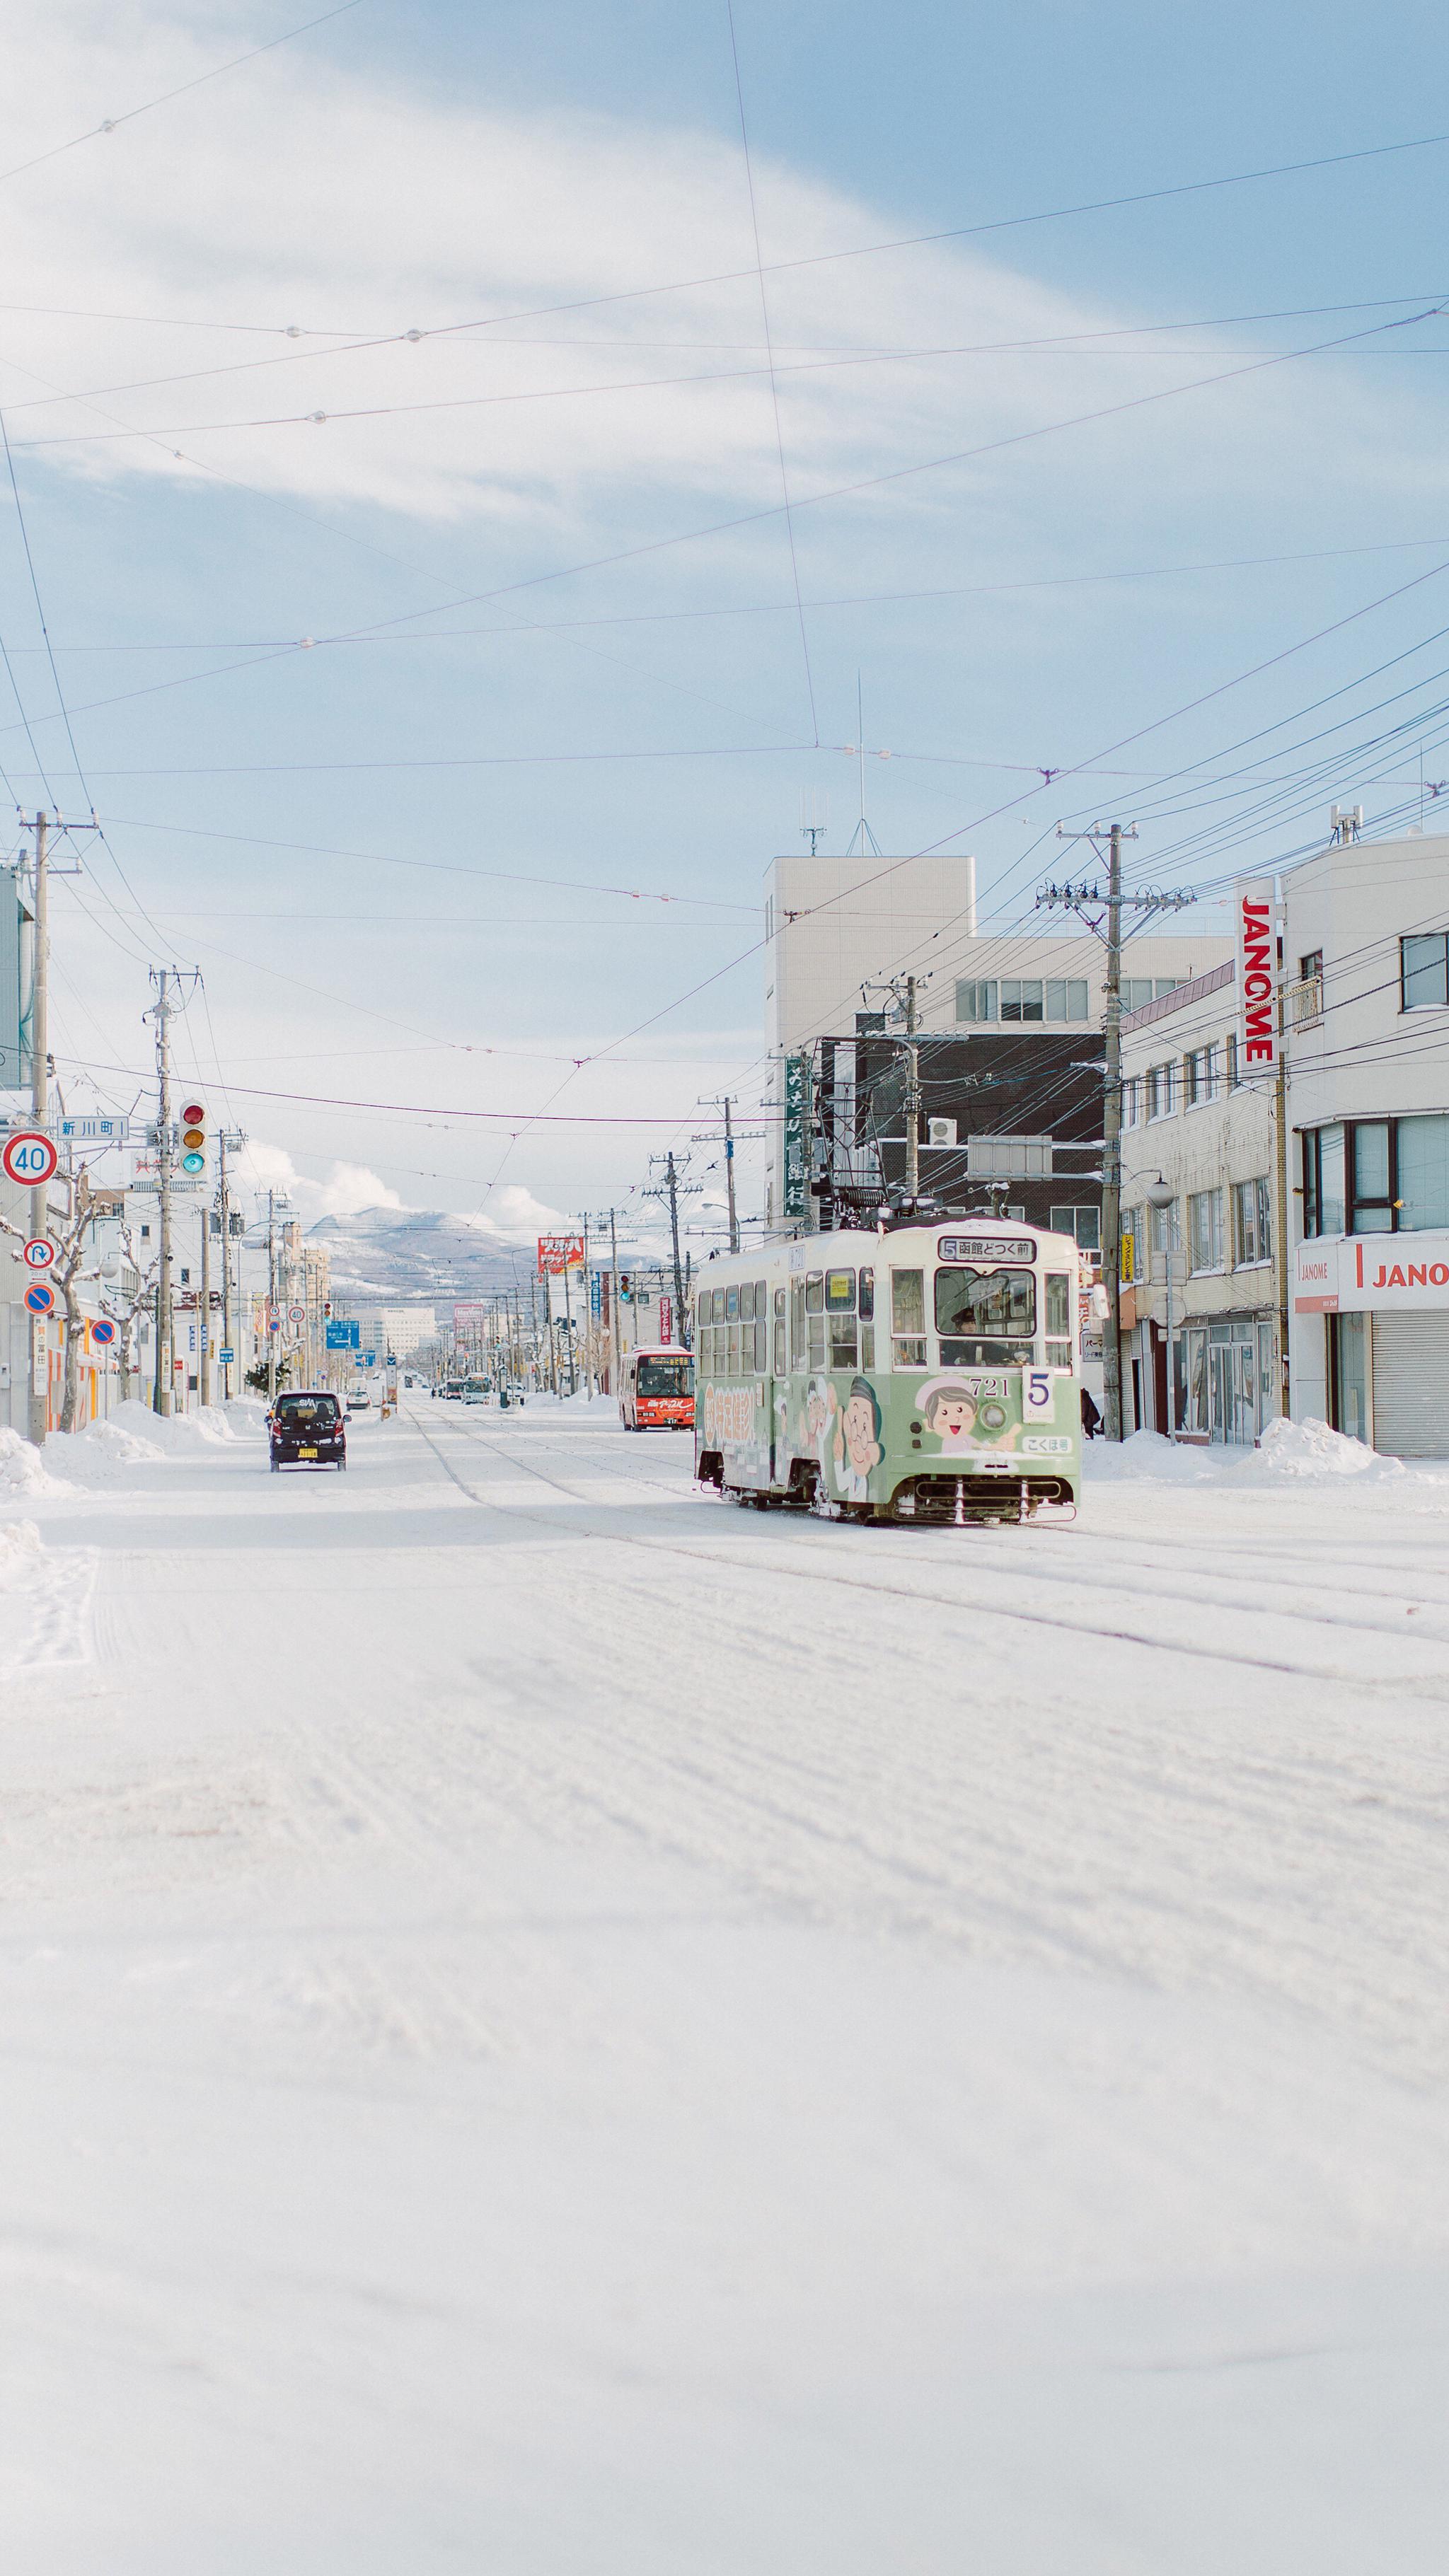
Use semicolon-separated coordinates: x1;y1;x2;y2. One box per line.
23;1280;54;1316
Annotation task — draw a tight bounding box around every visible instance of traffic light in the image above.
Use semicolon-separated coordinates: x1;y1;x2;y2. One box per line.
180;1099;207;1176
618;1272;632;1301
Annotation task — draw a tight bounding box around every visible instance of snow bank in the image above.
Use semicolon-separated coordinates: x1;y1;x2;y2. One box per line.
0;1516;41;1582
108;1398;246;1451
0;1428;73;1499
1083;1429;1220;1484
1241;1415;1412;1483
45;1417;167;1484
1086;1415;1449;1492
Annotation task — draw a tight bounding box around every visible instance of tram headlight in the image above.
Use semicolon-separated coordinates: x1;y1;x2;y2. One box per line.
978;1400;1008;1432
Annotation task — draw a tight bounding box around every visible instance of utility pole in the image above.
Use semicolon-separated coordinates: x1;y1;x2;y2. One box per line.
1039;825;1194;1444
266;1188;278;1403
217;1132;233;1403
199;1195;212;1409
862;970;928;1213
26;813;49;1444
708;1096;741;1253
609;1208;620;1395
904;975;920;1207
1275;948;1291;1423
147;967;178;1418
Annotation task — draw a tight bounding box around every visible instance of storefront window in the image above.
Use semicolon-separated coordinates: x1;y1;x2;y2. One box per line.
1305;1126;1346;1236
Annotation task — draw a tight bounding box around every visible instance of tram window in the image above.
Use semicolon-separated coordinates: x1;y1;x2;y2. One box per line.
825;1270;855;1311
805;1271;824;1313
891;1267;928;1369
742;1282;756;1321
829;1308;858;1369
756;1316;768;1371
935;1265;1036;1364
773;1308;786;1374
858;1267;874;1321
1046;1270;1074;1371
725;1285;739;1322
774;1286;786;1316
791;1278;807;1369
754;1282;767;1325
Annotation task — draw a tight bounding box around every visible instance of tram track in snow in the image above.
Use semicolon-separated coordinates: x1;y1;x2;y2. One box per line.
425;1410;1449;1641
410;1410;1449;1700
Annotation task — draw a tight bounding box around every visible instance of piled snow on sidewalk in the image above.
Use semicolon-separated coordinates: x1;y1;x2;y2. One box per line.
0;1427;72;1499
0;1515;42;1581
1087;1415;1449;1493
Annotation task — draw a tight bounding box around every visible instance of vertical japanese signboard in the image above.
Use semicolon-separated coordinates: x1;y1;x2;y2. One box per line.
1237;881;1278;1072
783;1051;809;1219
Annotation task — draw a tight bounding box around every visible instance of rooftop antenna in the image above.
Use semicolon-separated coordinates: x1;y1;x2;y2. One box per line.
844;672;883;857
799;787;828;855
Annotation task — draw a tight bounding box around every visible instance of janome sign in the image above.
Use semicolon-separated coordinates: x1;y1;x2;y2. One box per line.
1295;1233;1449;1313
1236;881;1278;1071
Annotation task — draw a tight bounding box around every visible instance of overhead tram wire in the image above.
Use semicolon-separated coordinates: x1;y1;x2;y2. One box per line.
6;286;1449;412
19;296;1444;461
0;0;366;187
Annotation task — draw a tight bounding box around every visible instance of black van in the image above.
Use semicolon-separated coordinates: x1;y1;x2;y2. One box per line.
269;1390;347;1471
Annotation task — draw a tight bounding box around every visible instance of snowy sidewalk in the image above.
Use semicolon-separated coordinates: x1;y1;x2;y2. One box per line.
1;1400;1447;2570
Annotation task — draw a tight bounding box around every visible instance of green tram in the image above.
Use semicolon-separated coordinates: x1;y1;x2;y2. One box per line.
693;1219;1083;1524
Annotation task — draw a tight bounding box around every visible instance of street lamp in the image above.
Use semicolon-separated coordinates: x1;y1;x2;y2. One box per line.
1145;1174;1176;1438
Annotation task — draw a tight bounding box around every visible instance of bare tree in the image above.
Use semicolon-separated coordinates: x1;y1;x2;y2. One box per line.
101;1221;159;1399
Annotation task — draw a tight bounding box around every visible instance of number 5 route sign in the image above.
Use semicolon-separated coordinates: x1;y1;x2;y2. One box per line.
2;1130;59;1187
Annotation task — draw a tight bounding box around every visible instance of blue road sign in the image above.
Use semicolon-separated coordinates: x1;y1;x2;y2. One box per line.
325;1318;360;1350
218;1347;236;1364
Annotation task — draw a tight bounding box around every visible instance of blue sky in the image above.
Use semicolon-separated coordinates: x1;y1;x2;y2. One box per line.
3;0;1449;1238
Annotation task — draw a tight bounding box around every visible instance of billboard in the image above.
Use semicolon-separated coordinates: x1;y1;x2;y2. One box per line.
453;1302;487;1329
1236;881;1278;1072
537;1233;584;1275
783;1052;809;1218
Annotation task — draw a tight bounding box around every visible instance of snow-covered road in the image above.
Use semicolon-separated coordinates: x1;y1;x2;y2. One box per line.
2;1398;1448;2570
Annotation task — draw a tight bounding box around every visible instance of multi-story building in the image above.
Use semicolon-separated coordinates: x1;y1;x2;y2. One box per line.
1284;826;1449;1455
1117;965;1281;1443
764;846;1230;1231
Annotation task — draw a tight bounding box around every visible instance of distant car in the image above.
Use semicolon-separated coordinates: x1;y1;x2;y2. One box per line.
270;1390;347;1471
462;1386;487;1405
345;1393;370;1415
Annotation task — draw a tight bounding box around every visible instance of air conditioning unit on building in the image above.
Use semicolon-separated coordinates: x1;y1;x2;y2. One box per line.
926;1117;958;1149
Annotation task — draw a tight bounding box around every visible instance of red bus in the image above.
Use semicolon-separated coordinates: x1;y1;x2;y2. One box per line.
620;1345;695;1431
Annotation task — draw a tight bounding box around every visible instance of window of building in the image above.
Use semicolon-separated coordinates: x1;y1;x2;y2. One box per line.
1232;1176;1273;1265
1122;977;1154;1013
1396;1114;1449;1231
1045;978;1090;1021
955;978;998;1023
1402;933;1449;1010
1000;979;1044;1022
1225;1031;1240;1089
1150;1197;1177;1258
1351;1122;1392;1233
966;1133;1053;1178
1121;1075;1140;1127
1306;1113;1449;1237
1146;1062;1175;1120
1189;1188;1225;1272
1049;1205;1101;1251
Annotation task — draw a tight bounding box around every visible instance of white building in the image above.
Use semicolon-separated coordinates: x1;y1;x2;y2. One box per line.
361;1307;437;1360
1284;828;1449;1454
763;847;1230;1222
1118;965;1281;1443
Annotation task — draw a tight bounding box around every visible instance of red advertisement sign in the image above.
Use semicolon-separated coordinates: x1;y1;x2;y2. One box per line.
1237;881;1278;1071
536;1234;584;1275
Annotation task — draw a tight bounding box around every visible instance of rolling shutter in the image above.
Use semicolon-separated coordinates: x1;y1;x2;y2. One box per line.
1370;1312;1449;1456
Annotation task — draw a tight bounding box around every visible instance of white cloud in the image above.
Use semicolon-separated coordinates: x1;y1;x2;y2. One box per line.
239;1136;403;1219
456;1184;563;1246
2;0;1438;551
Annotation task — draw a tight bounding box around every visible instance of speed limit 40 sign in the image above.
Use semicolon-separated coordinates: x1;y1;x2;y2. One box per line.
1;1130;59;1188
